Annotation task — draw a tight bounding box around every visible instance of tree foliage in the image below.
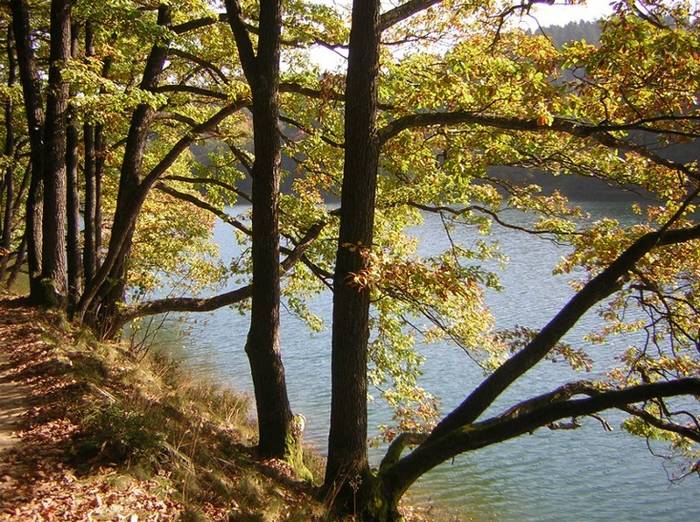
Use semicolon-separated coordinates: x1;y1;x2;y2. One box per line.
0;0;698;520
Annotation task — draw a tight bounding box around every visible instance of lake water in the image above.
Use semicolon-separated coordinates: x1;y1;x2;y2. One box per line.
151;201;699;521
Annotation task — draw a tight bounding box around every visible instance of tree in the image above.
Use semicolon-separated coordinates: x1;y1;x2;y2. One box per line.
321;1;700;519
222;0;294;460
1;2;698;518
9;0;45;301
3;0;333;464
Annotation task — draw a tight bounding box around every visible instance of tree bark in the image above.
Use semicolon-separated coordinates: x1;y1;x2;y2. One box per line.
66;23;81;308
82;23;97;285
224;0;294;459
77;5;172;326
93;56;111;268
10;0;44;301
324;0;381;505
0;26;17;281
374;378;700;518
39;0;72;306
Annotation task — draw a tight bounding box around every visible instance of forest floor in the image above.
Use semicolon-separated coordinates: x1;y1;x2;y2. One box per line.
0;342;29;454
0;297;442;521
0;297;328;521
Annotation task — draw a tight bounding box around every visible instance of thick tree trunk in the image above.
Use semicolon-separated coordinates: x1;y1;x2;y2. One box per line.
66;24;81;308
39;0;72;306
246;0;293;459
10;0;44;301
224;0;294;459
324;0;381;507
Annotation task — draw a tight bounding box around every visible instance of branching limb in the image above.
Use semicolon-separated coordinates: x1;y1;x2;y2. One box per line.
405;201;581;236
381;378;700;499
154;84;230;100
114;218;329;325
380;432;429;471
142;100;250;188
155;182;251;235
621;404;700;444
167;48;228;83
162;175;252;203
377;111;699;181
424;218;700;443
379;0;444;32
223;0;258;82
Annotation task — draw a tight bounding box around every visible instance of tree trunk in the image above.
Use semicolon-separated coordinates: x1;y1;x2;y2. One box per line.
82;25;96;284
83;26;109;284
248;0;294;459
83;118;96;284
66;23;81;309
0;26;17;281
4;232;26;290
324;0;381;508
93;91;110;271
10;0;44;301
224;0;294;459
78;5;171;326
39;0;72;306
94;119;105;263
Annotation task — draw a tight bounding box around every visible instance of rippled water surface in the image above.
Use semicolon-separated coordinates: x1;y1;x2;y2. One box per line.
152;201;698;521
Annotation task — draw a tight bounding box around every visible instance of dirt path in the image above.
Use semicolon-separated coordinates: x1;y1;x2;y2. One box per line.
0;352;28;454
0;301;32;456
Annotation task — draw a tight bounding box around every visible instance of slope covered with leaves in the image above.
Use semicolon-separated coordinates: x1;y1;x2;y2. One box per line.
0;297;326;521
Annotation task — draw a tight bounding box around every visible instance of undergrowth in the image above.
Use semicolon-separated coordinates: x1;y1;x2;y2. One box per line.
1;298;442;521
50;320;327;520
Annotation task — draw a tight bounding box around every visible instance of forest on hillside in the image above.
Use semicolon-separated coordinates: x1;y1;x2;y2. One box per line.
0;1;699;520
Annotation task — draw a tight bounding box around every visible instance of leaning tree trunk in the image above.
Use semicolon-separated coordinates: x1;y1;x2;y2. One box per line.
1;164;30;286
78;5;171;329
39;0;72;306
5;232;26;289
324;0;381;510
10;0;44;301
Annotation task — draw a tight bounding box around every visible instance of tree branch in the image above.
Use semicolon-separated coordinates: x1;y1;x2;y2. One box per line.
379;0;444;32
621;404;700;444
170;13;228;35
383;378;700;498
377;111;699;181
155;182;251;235
162;175;251;203
167;48;228;83
142;100;250;189
424;221;700;442
223;0;258;82
154;84;230;100
113;218;329;325
380;432;429;471
405;201;580;236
